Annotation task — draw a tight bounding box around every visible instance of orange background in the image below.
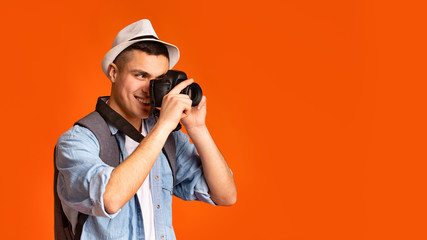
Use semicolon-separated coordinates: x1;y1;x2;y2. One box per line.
1;0;426;239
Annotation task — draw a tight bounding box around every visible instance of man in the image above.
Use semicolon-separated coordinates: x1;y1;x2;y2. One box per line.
55;19;236;240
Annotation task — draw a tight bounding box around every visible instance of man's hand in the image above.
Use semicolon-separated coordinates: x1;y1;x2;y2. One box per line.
181;95;207;131
157;79;195;132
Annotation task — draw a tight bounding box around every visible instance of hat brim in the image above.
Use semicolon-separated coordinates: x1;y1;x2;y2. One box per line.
101;38;180;77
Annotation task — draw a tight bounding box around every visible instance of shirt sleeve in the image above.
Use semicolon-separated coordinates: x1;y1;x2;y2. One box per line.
172;130;216;206
56;125;121;221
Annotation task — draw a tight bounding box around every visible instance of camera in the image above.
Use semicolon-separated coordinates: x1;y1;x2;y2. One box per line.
149;70;203;108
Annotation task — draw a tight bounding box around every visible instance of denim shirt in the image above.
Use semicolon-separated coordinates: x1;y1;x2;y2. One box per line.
56;116;215;240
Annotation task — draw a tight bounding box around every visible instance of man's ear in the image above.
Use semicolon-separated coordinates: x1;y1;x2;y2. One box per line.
108;63;119;83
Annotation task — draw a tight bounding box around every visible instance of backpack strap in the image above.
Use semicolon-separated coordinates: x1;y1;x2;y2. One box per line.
75;111;121;167
163;134;176;188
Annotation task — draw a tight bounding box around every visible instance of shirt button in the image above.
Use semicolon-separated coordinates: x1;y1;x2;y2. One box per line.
160;235;165;239
157;205;161;209
155;175;159;180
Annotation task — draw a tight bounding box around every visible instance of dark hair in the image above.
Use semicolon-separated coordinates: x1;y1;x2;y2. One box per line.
113;41;169;70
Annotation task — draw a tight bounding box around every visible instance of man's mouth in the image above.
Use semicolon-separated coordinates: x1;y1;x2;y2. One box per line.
135;96;150;105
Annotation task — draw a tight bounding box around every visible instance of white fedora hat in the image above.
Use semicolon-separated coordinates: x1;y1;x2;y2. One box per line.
101;19;180;77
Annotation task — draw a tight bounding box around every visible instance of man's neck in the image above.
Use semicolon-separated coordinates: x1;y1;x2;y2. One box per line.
107;99;142;132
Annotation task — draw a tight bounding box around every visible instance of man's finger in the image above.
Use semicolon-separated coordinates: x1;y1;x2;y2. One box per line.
168;78;194;95
196;96;207;110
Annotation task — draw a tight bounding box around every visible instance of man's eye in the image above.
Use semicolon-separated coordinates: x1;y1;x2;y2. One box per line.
136;74;146;78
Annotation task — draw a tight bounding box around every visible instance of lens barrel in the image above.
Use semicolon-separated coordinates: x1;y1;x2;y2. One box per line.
181;82;203;107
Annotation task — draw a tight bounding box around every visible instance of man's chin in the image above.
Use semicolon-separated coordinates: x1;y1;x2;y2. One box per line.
137;109;150;119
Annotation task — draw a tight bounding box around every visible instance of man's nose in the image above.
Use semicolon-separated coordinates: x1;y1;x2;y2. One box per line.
142;82;149;93
142;78;154;93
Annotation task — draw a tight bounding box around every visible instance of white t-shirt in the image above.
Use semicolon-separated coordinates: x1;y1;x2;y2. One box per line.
124;120;156;240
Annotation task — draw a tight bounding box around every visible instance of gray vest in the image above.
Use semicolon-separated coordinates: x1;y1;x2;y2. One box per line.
54;97;176;240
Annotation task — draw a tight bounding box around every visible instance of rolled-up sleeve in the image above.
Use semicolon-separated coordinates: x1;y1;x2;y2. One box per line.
56;125;120;221
172;131;216;206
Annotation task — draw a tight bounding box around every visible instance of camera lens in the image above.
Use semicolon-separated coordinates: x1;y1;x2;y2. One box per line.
185;83;203;106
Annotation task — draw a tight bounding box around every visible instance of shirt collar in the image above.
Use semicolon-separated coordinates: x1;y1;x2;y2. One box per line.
107;122;119;135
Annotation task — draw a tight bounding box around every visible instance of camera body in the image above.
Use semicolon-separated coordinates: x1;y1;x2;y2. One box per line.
149;70;203;108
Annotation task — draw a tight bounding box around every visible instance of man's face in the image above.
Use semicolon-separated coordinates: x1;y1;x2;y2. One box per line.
109;50;169;124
